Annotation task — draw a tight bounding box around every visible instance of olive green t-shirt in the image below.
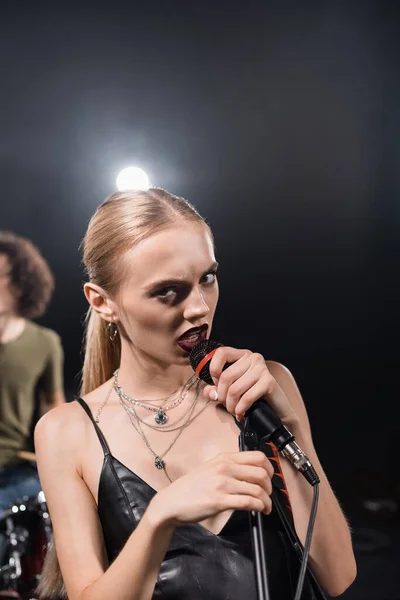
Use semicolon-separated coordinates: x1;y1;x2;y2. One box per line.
0;320;64;466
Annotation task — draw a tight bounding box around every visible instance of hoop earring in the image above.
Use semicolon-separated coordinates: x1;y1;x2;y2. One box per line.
107;320;118;342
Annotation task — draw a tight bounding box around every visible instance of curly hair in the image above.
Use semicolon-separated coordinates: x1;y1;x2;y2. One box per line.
0;231;55;319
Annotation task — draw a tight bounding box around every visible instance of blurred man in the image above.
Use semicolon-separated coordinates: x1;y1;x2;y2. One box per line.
0;231;65;558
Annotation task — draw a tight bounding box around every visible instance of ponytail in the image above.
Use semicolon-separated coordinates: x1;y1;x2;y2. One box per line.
81;307;121;394
37;309;120;598
35;540;66;599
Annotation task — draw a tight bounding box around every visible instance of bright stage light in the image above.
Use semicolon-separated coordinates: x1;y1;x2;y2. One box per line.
116;166;150;191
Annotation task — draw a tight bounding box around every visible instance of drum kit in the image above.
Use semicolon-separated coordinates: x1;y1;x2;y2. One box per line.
0;453;52;600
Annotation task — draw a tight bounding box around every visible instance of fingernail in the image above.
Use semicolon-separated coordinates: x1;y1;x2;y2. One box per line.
210;389;218;401
236;414;243;422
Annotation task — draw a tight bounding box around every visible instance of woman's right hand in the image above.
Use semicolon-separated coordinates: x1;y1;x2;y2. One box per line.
147;451;274;528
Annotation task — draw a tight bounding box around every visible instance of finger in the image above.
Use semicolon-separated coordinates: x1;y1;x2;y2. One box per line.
234;376;276;421
224;451;274;478
224;478;271;509
214;357;252;407
224;493;272;515
223;368;262;416
230;464;273;496
203;384;219;401
209;346;251;385
229;454;275;482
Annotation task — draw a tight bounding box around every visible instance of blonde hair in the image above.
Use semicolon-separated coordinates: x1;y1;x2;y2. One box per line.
82;187;209;393
37;188;209;599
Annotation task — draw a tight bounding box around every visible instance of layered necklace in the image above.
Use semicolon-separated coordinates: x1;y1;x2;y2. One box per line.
113;369;198;426
112;370;211;482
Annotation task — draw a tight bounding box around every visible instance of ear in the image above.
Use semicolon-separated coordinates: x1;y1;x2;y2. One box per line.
84;282;118;322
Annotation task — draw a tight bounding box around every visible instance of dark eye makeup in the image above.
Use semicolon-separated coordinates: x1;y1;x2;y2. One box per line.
152;267;218;303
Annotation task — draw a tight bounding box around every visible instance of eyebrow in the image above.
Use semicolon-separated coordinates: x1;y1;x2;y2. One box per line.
145;261;219;292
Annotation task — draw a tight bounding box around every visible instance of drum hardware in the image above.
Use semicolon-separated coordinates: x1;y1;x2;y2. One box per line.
0;493;52;600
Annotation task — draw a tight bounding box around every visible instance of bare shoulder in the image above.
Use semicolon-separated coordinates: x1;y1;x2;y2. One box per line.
265;360;312;431
265;360;301;399
35;400;84;441
35;379;114;461
265;360;296;385
34;401;86;466
36;378;112;431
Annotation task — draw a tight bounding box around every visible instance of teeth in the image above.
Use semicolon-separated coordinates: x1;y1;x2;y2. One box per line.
181;333;200;343
179;327;206;344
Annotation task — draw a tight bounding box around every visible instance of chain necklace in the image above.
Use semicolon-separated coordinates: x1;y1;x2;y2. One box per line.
117;381;210;482
114;370;198;425
94;380;114;423
119;384;202;432
94;371;198;426
125;397;212;434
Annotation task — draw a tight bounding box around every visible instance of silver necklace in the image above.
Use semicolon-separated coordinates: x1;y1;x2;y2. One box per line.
117;381;208;482
95;371;184;423
119;384;202;432
94;381;114;423
114;370;198;425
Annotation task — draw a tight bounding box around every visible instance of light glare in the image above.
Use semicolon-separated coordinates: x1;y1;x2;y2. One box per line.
116;166;150;191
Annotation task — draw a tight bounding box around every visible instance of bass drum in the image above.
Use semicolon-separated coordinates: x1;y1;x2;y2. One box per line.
0;491;52;600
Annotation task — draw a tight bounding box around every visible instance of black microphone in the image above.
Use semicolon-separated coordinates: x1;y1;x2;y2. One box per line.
190;339;319;486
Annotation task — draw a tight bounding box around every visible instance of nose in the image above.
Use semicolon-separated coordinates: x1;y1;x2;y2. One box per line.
183;287;210;322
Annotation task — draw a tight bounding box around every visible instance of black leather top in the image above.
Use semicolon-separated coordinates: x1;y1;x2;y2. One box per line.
77;398;321;600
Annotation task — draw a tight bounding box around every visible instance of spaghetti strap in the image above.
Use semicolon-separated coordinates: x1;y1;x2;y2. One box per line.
75;397;111;457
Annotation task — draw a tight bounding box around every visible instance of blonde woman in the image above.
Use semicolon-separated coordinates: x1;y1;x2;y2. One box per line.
35;189;356;600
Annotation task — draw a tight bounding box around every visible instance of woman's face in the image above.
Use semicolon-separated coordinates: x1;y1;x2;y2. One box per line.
115;221;219;366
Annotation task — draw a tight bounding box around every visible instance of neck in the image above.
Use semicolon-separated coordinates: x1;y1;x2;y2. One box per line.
117;342;195;400
0;314;26;344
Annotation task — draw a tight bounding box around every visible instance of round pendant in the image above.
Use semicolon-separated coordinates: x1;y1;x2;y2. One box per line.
155;409;168;425
154;456;165;469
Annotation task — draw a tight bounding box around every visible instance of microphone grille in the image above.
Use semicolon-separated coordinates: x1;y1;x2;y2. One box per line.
189;339;223;385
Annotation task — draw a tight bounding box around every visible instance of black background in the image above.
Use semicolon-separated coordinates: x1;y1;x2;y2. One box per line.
1;2;399;596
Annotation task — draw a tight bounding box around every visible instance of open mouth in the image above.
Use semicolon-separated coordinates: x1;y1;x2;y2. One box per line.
177;324;208;352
